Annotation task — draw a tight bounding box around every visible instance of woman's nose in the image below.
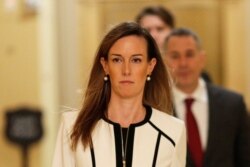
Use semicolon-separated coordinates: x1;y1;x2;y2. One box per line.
122;61;131;75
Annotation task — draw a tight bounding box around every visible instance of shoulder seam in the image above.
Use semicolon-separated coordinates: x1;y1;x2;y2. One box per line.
148;121;175;147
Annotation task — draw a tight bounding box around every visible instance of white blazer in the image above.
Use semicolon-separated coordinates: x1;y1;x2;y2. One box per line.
52;106;186;167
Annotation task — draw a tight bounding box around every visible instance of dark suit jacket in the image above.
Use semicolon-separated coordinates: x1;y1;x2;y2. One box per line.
175;83;250;167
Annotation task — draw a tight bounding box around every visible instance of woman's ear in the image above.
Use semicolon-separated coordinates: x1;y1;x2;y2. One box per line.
147;58;157;74
100;57;109;74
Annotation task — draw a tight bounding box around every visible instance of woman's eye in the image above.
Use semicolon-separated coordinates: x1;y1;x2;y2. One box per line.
131;58;142;63
112;58;122;63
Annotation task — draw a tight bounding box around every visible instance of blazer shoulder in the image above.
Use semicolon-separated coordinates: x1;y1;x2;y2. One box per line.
150;108;186;144
207;83;247;115
207;83;244;100
61;111;79;129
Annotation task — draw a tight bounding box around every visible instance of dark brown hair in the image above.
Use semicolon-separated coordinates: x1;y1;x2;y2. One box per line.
163;27;202;53
136;6;175;29
71;22;173;150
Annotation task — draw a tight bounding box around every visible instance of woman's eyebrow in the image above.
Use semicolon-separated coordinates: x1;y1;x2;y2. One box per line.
110;54;143;57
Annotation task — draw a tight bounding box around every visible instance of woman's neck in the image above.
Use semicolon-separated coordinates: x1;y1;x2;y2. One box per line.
107;97;146;127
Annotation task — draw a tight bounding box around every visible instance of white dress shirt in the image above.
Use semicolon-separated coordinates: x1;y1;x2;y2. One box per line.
172;78;208;150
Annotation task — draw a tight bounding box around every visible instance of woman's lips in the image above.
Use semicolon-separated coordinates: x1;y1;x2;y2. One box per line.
120;80;134;84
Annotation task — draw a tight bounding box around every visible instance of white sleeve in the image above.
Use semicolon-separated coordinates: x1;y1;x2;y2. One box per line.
52;114;75;167
171;123;187;167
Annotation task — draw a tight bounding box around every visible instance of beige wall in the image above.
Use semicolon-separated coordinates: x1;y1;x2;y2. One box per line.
221;0;246;92
0;3;41;167
221;0;250;109
77;2;102;91
0;1;60;166
245;0;250;109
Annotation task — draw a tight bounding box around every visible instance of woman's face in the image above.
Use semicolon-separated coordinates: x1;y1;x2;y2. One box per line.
101;35;156;99
140;15;172;51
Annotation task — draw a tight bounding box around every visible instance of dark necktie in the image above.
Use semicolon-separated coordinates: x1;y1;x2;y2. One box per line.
185;98;203;167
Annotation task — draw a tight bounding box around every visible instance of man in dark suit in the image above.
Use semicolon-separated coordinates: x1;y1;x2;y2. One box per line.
163;27;250;167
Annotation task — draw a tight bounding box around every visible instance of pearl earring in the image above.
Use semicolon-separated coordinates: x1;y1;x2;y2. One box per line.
104;75;108;81
147;75;151;81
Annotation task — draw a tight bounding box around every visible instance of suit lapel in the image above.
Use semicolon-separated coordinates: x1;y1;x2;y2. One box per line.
203;84;218;167
173;108;196;167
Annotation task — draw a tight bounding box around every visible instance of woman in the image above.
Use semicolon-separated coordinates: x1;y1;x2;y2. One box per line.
136;6;175;53
52;22;186;167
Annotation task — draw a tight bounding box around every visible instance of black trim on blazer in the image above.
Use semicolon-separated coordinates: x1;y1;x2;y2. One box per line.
113;124;136;167
126;126;135;167
90;141;96;167
114;125;123;167
103;105;152;167
102;105;177;166
148;121;175;147
152;133;161;167
101;105;152;127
